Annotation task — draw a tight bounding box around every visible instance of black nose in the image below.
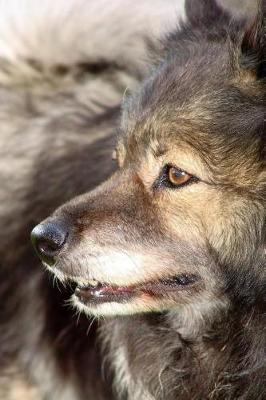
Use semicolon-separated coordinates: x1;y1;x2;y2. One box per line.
31;220;68;265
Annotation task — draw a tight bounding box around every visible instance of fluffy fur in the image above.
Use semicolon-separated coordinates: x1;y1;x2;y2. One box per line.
1;1;264;400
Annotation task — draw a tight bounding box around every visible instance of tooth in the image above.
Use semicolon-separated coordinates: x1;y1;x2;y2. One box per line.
87;279;99;287
76;278;88;286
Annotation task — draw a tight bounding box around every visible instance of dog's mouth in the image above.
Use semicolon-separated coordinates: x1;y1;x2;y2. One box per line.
74;274;199;305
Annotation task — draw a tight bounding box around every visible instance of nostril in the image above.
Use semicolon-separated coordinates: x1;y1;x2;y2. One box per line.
37;237;65;257
31;221;68;265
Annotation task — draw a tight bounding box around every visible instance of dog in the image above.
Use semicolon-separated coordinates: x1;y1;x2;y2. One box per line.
31;0;266;399
1;0;263;399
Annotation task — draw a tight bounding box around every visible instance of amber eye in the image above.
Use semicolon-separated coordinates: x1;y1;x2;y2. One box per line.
154;164;197;190
168;166;192;186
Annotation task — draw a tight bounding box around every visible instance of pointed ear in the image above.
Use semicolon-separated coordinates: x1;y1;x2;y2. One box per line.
185;0;230;29
240;1;266;79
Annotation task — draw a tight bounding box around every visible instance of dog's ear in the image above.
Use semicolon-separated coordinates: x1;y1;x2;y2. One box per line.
185;0;230;29
240;0;266;79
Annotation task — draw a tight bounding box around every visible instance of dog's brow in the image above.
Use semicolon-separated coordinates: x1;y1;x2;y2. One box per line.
154;149;166;157
153;146;168;158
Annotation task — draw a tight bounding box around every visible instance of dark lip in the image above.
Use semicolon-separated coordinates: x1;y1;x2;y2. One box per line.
74;274;199;305
75;285;136;305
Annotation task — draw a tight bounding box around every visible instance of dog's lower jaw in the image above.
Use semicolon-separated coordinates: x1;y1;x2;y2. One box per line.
71;288;228;328
71;292;175;317
71;294;139;317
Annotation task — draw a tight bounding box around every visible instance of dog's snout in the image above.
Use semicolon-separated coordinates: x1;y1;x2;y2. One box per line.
31;220;68;265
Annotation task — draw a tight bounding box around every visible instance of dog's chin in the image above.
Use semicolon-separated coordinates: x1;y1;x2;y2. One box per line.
43;263;200;317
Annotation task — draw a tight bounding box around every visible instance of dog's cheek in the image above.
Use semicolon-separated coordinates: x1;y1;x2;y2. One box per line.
157;186;210;248
157;185;263;270
205;195;264;267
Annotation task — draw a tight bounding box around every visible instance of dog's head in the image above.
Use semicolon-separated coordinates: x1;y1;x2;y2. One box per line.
32;0;266;319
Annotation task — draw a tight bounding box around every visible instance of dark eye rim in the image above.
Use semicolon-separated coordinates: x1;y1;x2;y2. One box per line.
153;164;199;190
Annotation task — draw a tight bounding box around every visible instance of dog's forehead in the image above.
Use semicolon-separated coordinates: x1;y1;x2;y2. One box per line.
120;44;264;174
122;44;229;125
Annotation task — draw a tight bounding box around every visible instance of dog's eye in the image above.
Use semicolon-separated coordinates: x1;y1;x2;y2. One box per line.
154;165;198;190
168;166;192;187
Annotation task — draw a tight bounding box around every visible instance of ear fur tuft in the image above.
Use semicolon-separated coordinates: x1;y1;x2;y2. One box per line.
185;0;230;29
240;0;266;79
